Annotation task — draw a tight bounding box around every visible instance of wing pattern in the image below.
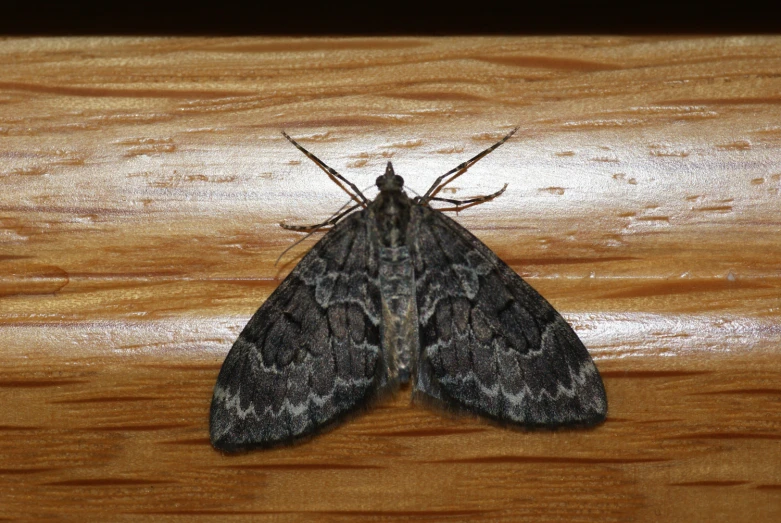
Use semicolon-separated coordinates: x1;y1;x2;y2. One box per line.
210;211;386;451
411;205;607;426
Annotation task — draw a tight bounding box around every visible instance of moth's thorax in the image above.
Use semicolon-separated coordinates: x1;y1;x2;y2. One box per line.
371;162;412;248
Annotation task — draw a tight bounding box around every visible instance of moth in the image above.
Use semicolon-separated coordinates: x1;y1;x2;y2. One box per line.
210;129;607;452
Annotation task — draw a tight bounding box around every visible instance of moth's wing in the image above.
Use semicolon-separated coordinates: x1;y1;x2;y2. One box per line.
210;210;387;451
410;206;607;427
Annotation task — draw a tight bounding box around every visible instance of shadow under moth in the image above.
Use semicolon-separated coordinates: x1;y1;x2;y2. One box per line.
210;128;607;452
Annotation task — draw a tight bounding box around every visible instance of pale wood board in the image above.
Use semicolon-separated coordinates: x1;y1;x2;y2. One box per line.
1;36;780;521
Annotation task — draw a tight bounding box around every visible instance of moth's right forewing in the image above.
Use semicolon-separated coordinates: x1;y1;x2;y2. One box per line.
410;206;607;427
210;211;388;452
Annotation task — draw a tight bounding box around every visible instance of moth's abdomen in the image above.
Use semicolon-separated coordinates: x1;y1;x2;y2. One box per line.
378;246;419;384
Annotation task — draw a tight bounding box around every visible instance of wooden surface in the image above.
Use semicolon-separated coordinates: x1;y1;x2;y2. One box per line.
1;36;780;521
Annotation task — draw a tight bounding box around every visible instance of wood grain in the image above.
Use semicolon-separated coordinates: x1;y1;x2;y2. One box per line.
1;36;780;521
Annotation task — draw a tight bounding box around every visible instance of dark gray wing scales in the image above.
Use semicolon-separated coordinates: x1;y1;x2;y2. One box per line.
410;205;607;427
210;211;386;451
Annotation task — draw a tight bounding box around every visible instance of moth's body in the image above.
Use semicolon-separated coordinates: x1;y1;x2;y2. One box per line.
210;130;608;452
372;165;417;385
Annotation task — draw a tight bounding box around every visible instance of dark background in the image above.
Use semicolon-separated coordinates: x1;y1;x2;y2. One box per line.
2;2;779;35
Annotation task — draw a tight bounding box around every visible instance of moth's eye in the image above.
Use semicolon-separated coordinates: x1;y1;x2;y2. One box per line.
375;176;384;187
394;175;404;187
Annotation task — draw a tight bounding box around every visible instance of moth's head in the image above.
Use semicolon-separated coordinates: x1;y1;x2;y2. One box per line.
376;162;404;192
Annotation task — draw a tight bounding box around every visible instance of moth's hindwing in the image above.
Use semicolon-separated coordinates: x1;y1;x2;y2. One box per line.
209;211;389;451
410;205;607;427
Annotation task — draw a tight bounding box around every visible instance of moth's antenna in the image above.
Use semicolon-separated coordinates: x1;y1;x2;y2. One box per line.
281;131;369;207
420;127;518;204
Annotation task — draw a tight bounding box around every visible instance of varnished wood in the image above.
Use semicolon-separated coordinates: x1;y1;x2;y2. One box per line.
1;36;780;521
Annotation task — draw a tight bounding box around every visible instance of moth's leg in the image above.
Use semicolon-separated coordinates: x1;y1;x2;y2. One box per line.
420;127;518;204
429;184;507;212
281;203;362;232
275;203;362;265
282;131;369;206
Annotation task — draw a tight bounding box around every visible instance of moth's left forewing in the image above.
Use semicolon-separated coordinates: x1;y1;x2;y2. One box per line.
409;205;607;428
210;211;390;452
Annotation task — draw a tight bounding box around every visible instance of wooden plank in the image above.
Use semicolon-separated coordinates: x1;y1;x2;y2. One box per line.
1;36;780;521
